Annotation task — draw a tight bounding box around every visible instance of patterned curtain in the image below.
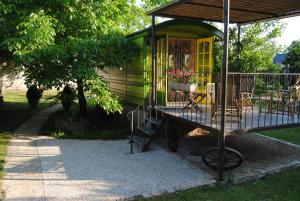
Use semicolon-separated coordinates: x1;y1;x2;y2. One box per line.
168;39;195;72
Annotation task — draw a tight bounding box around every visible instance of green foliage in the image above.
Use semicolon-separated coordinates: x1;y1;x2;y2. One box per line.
26;85;42;101
0;0;144;76
51;130;66;138
141;0;171;10
3;10;57;55
85;77;123;114
283;39;300;73
18;35;139;87
0;0;141;115
214;21;284;73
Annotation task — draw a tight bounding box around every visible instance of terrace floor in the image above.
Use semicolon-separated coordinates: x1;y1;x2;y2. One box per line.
156;104;300;134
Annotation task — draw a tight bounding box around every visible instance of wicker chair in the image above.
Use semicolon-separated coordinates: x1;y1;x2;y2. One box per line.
280;78;300;114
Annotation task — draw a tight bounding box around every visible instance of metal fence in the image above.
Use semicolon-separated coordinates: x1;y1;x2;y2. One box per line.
155;72;300;133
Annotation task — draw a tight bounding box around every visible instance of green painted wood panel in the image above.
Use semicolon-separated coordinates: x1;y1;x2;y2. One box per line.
103;37;147;105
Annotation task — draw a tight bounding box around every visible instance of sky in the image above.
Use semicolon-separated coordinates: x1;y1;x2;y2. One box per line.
275;16;300;47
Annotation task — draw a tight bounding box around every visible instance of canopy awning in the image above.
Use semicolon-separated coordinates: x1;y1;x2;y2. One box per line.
148;0;300;181
147;0;300;24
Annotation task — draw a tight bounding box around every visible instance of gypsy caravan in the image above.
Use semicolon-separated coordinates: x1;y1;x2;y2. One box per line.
102;19;223;105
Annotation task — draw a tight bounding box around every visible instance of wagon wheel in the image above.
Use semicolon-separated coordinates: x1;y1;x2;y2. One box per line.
165;120;178;152
202;147;243;171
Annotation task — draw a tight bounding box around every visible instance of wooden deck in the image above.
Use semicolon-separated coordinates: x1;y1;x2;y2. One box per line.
156;104;300;134
156;73;300;134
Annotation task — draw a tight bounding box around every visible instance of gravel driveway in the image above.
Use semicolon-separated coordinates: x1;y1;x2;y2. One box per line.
174;131;300;181
3;136;215;201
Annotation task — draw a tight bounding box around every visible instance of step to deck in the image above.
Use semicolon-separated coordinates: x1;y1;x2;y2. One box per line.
131;135;146;146
138;127;156;136
144;117;163;125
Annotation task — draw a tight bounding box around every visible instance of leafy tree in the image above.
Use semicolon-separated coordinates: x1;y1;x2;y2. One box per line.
85;76;123;114
214;21;284;73
283;39;300;73
0;0;141;116
141;0;171;9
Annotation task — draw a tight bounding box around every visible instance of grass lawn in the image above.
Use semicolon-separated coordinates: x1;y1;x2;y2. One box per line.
1;90;56;132
0;133;11;198
0;90;56;199
260;127;300;145
4;90;56;109
136;168;300;201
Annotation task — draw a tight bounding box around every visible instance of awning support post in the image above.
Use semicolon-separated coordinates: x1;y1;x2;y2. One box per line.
237;24;241;70
151;15;156;108
219;0;230;181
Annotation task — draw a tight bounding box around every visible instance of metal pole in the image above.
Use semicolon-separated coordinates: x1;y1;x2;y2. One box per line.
237;24;241;71
130;112;134;154
151;15;156;108
219;0;230;181
237;24;242;103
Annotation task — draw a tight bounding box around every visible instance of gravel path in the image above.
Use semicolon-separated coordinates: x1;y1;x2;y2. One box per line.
174;130;300;181
3;106;215;201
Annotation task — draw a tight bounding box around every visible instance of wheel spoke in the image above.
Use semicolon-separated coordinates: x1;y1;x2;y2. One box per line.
225;161;237;164
204;154;218;159
225;157;240;161
224;151;231;158
204;159;217;164
224;162;240;167
202;148;243;171
225;155;239;160
204;157;216;161
207;163;217;168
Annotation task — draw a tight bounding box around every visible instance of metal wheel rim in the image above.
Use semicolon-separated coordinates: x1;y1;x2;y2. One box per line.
202;147;243;171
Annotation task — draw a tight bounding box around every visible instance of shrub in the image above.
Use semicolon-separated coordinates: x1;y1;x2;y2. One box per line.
26;85;42;109
0;96;3;109
85;77;123;114
60;85;75;111
51;130;65;138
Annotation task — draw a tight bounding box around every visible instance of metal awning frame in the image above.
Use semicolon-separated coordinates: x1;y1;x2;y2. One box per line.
149;0;299;181
147;0;300;25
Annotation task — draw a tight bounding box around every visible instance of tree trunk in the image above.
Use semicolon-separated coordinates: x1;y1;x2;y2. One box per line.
0;76;4;108
76;79;87;117
0;77;3;97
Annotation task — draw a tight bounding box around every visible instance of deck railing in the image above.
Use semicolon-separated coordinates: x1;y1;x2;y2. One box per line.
155;72;300;133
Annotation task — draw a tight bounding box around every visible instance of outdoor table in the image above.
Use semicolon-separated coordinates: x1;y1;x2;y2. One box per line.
183;91;207;111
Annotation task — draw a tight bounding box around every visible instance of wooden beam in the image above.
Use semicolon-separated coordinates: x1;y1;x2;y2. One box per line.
185;2;275;16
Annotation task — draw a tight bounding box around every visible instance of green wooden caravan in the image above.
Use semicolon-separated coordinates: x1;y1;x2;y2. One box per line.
103;19;223;105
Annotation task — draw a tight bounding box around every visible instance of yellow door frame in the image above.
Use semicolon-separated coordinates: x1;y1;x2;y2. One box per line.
196;37;213;104
196;37;213;90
